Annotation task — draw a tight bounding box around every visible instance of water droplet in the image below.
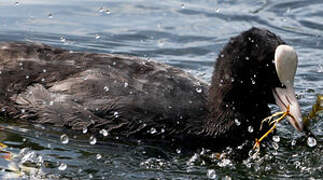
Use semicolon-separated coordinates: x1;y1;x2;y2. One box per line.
272;135;280;142
245;163;252;168
248;126;254;133
98;7;104;13
215;8;220;13
317;64;323;72
195;87;202;93
220;54;224;58
224;175;232;180
157;39;165;47
60;37;66;43
60;134;69;144
114;111;119;118
99;129;108;136
251;79;256;85
48;13;53;19
95;34;100;39
307;137;317;147
105;9;111;15
234;118;241;126
89;173;93;179
294;161;301;167
89;136;97;145
218;158;232;167
25;75;30;79
181;4;185;9
19;62;23;66
42;69;47;73
291;139;296;146
161;128;165;133
124;82;128;88
41;78;45;82
245;57;250;61
58;163;67;171
272;142;279;150
265;165;272;172
112;61;116;66
103;86;109;92
176;148;181;154
150;127;157;134
96;153;102;160
21;109;25;113
82;127;88;134
207;169;217;179
78;168;83;173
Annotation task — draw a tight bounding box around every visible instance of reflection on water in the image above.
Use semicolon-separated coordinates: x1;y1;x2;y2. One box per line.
0;0;322;179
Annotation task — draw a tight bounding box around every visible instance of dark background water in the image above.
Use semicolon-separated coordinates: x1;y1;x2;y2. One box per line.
0;0;322;179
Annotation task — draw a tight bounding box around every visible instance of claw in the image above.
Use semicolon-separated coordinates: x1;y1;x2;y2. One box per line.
254;106;291;150
260;111;285;131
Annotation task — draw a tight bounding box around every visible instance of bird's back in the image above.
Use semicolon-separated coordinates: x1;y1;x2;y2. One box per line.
0;42;208;138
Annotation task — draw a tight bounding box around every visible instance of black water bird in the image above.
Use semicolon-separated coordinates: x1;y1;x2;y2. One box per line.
0;28;303;148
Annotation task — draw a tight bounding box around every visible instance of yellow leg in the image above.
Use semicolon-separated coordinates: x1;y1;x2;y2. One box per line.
254;106;291;150
0;142;7;149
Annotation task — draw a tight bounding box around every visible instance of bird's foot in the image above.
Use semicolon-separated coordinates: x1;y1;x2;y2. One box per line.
253;106;291;150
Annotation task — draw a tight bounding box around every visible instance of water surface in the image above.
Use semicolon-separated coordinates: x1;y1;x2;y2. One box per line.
0;0;322;179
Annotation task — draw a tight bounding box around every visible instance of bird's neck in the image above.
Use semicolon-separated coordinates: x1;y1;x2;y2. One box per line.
203;83;272;142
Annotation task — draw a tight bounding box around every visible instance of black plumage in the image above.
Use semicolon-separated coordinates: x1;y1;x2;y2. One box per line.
0;27;290;148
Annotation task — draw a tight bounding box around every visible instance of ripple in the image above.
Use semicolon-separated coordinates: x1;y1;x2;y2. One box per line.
0;0;322;179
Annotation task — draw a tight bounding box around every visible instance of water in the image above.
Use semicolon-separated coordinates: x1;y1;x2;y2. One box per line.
0;0;322;179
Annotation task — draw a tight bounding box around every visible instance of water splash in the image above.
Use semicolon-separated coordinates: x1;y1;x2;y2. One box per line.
89;136;97;145
60;134;69;144
58;163;67;171
207;169;217;179
307;137;317;147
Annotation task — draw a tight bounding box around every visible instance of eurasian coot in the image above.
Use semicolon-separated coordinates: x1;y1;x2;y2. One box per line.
0;27;303;147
